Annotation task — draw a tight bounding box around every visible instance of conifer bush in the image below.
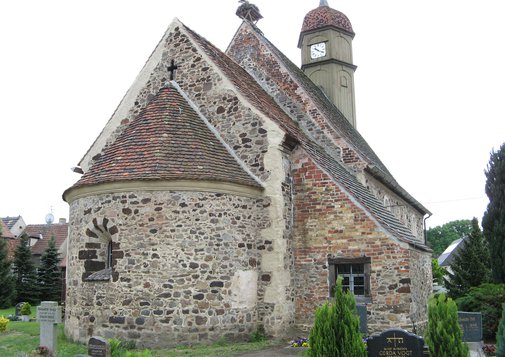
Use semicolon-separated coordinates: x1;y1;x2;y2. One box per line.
425;293;469;357
308;277;366;357
497;303;505;357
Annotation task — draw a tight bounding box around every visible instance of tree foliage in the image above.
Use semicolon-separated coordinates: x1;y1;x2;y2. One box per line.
12;236;39;304
497;303;505;357
432;258;445;285
456;283;505;339
425;293;469;357
38;236;62;302
308;277;366;357
482;142;505;283
445;218;491;299
427;220;472;257
0;234;16;308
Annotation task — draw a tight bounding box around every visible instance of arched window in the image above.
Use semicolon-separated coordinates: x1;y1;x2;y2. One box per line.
83;217;120;282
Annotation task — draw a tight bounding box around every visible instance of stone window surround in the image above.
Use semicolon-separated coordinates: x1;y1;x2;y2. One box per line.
84;217;118;282
328;256;371;304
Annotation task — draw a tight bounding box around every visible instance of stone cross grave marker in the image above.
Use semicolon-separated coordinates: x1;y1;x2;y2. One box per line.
458;311;482;342
88;336;111;357
37;301;62;355
366;328;429;357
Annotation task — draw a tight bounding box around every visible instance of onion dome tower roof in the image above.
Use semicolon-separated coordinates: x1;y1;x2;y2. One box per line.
301;1;354;35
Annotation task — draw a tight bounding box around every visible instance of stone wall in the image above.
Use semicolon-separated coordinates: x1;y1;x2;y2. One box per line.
291;150;429;334
65;190;269;348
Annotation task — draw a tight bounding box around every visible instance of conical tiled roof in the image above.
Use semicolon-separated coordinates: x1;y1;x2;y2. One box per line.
68;82;261;191
301;4;354;34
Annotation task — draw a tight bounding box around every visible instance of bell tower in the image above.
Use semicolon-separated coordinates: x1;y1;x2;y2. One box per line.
298;0;357;128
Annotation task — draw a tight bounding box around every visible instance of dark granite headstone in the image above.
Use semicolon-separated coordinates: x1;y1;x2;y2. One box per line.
357;304;367;334
458;311;482;342
15;302;26;316
88;336;110;357
367;328;429;357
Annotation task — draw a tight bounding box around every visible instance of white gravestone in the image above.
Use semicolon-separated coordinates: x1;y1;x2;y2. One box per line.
37;301;62;355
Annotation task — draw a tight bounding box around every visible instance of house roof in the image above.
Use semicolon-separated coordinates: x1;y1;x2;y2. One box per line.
438;238;466;267
184;22;429;250
2;216;20;230
23;223;68;256
1;220;15;239
66;82;261;192
4;238;20;261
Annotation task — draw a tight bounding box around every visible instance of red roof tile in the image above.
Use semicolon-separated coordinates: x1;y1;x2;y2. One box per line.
301;5;354;34
24;223;68;255
68;83;261;191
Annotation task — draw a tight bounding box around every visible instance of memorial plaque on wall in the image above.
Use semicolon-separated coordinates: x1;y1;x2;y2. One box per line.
356;304;367;334
367;329;427;357
458;311;482;342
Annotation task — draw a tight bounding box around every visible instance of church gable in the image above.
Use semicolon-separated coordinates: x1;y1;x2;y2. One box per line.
66;82;262;195
226;20;430;235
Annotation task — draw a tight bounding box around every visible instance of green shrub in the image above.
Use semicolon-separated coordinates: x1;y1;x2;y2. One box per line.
456;283;505;339
497;303;505;357
20;302;31;315
308;277;366;357
0;316;9;332
425;293;469;357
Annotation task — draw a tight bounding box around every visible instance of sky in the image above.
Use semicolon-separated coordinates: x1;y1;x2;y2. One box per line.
1;0;504;228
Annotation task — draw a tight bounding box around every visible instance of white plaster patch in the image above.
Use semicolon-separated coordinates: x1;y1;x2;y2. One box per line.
230;270;258;309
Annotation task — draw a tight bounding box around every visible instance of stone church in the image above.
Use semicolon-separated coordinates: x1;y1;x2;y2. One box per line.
63;0;432;348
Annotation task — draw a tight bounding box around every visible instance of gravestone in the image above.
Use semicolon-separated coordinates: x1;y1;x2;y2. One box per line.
458;311;482;342
37;301;62;355
15;301;26;316
367;328;429;357
88;336;111;357
356;304;367;334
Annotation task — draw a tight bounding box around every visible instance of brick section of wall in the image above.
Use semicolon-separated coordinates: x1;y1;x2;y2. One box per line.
65;190;269;348
292;152;430;333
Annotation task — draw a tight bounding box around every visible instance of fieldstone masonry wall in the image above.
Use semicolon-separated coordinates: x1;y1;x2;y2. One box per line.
65;190;269;347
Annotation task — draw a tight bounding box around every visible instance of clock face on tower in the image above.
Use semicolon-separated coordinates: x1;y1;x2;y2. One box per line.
310;42;326;59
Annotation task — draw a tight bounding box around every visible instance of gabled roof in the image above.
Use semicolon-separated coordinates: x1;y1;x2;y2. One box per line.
183;23;429;250
438;237;466;267
227;21;430;216
66;82;261;193
2;216;21;230
1;220;15;239
23;223;68;256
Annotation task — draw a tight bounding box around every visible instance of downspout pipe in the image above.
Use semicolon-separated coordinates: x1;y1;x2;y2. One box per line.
423;213;432;246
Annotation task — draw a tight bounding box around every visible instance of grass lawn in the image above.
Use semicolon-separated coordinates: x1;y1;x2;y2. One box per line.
0;307;284;356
